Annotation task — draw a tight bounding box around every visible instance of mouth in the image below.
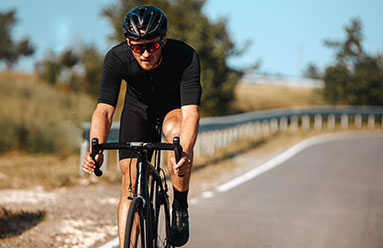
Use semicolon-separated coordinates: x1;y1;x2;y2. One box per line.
141;59;152;64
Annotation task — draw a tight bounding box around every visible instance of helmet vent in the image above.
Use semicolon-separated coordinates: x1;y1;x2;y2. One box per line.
123;5;168;40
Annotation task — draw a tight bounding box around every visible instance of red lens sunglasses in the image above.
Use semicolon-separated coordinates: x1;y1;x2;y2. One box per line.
128;38;164;54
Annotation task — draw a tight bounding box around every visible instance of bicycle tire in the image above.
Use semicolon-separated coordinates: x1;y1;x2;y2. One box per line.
153;182;172;248
124;198;147;248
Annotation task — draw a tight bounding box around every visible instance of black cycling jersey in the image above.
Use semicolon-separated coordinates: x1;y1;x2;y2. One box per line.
97;39;202;160
98;38;202;109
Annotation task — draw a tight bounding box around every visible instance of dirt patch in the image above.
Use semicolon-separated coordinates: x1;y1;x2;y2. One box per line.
0;184;120;248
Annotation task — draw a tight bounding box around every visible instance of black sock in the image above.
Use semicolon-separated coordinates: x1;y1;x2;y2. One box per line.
173;188;189;211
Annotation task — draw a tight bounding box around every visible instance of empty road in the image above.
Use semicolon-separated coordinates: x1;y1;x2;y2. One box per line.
188;133;383;248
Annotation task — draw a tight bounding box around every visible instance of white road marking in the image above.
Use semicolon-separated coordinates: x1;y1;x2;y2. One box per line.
216;133;380;193
200;191;215;198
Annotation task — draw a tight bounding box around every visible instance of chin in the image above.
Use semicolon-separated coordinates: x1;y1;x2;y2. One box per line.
141;65;154;71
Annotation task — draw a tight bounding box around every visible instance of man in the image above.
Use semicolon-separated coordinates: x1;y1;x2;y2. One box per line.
81;5;201;247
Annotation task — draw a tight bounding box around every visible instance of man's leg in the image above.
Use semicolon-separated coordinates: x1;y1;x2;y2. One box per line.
162;109;192;246
118;158;138;248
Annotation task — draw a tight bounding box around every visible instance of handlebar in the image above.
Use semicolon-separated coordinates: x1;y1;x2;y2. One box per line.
90;137;183;177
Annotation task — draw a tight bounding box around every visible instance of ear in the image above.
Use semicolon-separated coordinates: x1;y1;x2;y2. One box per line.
163;35;167;45
126;38;130;45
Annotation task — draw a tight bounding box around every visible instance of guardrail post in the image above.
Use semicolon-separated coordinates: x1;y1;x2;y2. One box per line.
328;114;336;130
255;121;262;137
262;120;270;137
79;139;89;175
116;151;121;172
103;151;109;172
341;114;348;129
290;115;298;133
314;114;323;131
368;114;375;129
247;122;253;136
208;131;215;156
280;116;288;133
234;127;238;141
354;114;362;128
270;118;278;134
302;115;310;132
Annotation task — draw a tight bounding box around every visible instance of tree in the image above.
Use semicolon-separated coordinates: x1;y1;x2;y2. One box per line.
102;0;254;116
35;46;103;97
304;63;322;79
324;19;364;66
0;10;34;68
321;18;383;105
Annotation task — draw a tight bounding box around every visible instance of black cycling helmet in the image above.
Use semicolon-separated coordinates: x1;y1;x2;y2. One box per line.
122;5;168;40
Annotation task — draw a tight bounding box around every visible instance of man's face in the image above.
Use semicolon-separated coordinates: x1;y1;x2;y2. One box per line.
127;36;166;71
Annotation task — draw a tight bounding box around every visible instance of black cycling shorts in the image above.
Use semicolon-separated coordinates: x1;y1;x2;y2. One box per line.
118;100;180;160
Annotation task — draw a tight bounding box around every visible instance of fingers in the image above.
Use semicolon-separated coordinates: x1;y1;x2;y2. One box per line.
171;155;191;176
81;152;103;174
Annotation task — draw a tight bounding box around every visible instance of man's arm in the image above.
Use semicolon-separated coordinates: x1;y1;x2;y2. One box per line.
81;103;115;174
90;103;115;144
180;104;200;158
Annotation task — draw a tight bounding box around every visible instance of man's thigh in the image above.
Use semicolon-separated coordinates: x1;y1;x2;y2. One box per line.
119;105;158;160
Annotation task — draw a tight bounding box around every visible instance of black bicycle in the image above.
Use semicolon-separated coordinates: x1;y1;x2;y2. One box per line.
91;134;182;248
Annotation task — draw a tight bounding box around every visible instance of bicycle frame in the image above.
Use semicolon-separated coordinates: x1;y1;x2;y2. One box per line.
90;137;182;247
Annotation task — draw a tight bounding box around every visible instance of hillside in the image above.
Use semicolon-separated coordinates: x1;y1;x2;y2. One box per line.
233;83;324;112
0;71;96;154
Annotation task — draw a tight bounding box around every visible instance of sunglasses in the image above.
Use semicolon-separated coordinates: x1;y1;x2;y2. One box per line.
128;39;164;54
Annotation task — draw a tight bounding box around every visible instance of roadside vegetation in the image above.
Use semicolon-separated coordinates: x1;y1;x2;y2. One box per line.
233;84;324;112
0;70;95;154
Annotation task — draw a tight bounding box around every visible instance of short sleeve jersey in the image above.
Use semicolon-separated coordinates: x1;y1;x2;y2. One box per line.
98;39;202;110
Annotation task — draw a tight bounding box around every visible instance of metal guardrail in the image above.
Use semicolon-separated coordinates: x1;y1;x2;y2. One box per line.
80;106;383;173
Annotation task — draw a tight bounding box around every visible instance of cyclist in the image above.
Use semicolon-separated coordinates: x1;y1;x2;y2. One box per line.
81;5;201;247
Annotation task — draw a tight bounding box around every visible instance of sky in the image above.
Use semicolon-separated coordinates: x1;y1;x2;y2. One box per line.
1;0;382;78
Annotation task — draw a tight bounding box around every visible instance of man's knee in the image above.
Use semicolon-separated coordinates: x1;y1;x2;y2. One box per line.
163;109;182;141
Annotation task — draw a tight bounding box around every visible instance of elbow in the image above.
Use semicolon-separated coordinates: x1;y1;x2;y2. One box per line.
93;104;115;124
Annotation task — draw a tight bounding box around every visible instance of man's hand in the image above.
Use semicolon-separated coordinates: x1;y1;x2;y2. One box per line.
170;152;192;176
81;152;104;174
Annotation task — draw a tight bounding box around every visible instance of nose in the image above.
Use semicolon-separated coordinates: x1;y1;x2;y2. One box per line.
141;49;151;57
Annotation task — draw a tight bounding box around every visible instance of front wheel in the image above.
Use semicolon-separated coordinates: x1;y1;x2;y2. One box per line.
153;186;172;247
124;198;146;248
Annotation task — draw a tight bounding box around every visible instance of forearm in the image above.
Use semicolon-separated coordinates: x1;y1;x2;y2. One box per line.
89;104;115;145
180;108;200;156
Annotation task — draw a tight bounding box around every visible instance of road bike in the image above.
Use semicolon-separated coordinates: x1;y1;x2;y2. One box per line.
91;132;182;248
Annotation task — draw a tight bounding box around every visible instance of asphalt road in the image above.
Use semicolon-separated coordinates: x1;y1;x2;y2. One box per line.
188;133;383;248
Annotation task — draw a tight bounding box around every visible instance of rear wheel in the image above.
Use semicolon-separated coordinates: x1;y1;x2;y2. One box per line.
124;198;146;248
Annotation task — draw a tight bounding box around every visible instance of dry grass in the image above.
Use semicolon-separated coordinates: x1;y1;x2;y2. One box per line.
233;83;324;112
0;70;95;154
0;72;329;190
